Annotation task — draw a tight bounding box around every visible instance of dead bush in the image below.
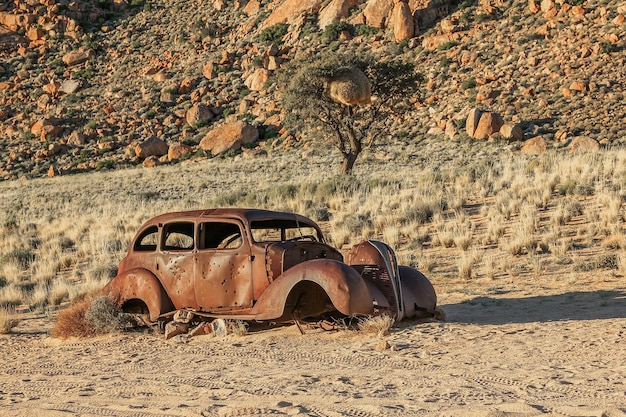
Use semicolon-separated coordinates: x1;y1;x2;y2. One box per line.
53;296;135;339
358;314;394;337
52;297;95;338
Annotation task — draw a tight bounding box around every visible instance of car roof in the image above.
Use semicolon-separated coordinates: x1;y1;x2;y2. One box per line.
144;208;318;227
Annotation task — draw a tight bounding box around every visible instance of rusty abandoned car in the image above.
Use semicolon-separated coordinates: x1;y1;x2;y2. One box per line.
102;208;438;333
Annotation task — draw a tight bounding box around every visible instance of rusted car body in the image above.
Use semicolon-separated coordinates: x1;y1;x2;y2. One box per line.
103;208;437;326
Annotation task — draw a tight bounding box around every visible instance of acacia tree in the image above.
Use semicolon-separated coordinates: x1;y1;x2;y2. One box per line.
280;52;422;174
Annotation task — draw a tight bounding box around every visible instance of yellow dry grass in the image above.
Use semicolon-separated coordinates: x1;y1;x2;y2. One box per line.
1;142;626;315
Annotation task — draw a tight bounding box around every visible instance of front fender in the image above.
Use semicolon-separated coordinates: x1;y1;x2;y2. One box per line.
399;266;437;318
101;268;174;322
251;259;374;321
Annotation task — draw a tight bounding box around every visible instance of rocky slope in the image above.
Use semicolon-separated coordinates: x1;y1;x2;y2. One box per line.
0;0;624;180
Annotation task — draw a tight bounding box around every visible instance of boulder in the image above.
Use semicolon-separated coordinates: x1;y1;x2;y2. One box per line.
242;0;261;16
473;111;504;140
186;103;213;126
465;108;482;138
499;123;523;141
168;143;193;161
568;136;600;153
199;121;259;157
444;119;458;139
392;0;414;42
62;48;93;67
262;0;323;27
521;136;547;154
67;130;86;146
244;69;270;91
135;136;169;158
363;0;394;28
60;79;81;94
318;0;359;29
202;62;215;80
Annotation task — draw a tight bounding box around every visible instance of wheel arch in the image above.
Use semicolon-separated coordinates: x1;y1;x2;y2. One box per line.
251;259;375;321
101;268;174;322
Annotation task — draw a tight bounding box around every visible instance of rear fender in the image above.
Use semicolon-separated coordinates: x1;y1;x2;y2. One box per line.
102;268;174;322
251;259;374;321
398;266;437;318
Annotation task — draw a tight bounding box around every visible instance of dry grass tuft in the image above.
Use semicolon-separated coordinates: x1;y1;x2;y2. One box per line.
358;314;394;337
0;307;19;334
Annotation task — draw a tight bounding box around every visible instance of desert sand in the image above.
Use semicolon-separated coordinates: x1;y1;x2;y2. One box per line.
2;276;625;417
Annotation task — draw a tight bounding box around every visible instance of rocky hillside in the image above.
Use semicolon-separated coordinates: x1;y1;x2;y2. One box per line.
0;0;624;180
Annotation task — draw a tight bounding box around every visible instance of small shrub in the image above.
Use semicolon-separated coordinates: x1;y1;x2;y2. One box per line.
1;248;35;269
322;21;353;41
440;57;451;68
600;42;615;54
0;307;19;334
461;78;477;90
354;24;379;37
358;314;393;337
438;41;459;51
53;297;95;338
259;23;289;43
53;296;134;338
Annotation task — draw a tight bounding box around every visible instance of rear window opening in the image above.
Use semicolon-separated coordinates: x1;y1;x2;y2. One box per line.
250;219;320;243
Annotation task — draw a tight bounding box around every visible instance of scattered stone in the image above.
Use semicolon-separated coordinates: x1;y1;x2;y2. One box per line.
168;142;193;161
142;155;161;168
67;130;86;146
60;79;81;94
62;48;93;67
500;123;523;141
186;103;213;127
164;321;190;339
244;68;270;91
521;136;547;154
444;119;458;139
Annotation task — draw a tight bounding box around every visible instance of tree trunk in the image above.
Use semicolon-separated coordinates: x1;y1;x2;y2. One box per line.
340;151;359;174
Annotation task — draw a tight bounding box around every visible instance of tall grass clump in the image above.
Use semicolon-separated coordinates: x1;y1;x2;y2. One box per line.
0;307;19;334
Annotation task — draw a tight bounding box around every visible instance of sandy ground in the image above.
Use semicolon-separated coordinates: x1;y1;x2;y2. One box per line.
2;281;626;417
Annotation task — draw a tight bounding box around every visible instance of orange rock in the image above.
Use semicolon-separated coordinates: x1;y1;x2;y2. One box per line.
466;108;482;138
199;121;258;157
571;5;585;15
528;0;539;13
568;136;600;153
521;136;547;154
473;111;504;140
562;88;572;97
363;0;393;28
569;81;586;92
500;123;523;141
392;0;414;42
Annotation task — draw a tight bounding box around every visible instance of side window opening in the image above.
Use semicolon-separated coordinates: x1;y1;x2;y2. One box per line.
134;225;159;252
199;222;243;250
162;222;195;251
